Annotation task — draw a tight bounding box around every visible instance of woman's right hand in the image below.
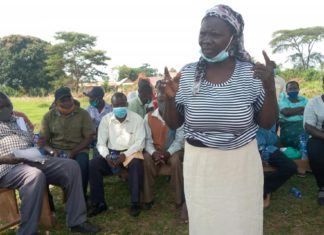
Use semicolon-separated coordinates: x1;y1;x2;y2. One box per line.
160;67;181;98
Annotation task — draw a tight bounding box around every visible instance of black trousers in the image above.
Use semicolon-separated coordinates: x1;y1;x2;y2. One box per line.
89;157;143;205
308;137;324;188
264;150;297;196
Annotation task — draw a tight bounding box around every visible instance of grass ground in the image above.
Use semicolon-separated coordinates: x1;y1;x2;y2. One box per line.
2;82;324;235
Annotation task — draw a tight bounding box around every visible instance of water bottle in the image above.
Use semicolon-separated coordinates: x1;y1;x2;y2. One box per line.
110;150;121;174
290;187;302;199
59;150;68;159
299;133;308;160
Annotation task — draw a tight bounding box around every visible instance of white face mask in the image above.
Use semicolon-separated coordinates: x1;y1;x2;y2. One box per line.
200;36;233;63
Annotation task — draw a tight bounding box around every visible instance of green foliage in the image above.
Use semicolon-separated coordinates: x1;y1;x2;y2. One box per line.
0;85;25;96
0;35;54;92
46;32;110;92
116;63;158;81
279;68;324;81
270;27;324;69
27;87;49;97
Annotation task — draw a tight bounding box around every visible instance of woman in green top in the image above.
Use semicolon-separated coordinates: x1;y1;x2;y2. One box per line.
279;81;308;148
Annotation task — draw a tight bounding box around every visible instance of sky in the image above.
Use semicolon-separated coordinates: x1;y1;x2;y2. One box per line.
1;0;324;77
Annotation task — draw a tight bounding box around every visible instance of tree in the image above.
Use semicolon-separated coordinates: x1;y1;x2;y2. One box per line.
270;27;324;70
0;35;53;91
116;63;158;81
46;32;110;92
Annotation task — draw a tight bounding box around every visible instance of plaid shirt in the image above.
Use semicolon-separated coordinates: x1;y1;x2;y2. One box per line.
0;117;33;179
86;103;112;128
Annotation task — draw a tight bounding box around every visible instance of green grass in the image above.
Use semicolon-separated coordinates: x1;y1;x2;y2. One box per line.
2;83;324;235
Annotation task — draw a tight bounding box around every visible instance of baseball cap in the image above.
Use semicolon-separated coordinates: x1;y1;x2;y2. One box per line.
55;87;72;101
83;86;105;98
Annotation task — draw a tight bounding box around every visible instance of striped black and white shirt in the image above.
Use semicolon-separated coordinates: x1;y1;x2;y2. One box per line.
175;59;265;150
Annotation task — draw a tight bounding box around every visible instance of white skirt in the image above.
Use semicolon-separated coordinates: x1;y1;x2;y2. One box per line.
184;139;263;235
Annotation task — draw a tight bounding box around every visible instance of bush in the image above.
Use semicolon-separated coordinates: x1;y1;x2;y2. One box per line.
0;85;25;96
27;87;49;97
279;69;324;81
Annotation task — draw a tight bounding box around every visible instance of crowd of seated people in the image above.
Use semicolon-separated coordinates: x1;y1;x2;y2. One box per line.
2;74;324;234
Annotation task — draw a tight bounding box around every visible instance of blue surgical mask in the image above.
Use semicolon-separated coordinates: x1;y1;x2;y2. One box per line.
200;36;233;63
287;91;299;99
113;107;128;118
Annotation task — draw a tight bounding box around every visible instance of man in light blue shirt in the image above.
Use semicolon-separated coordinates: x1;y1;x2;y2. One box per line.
84;86;112;158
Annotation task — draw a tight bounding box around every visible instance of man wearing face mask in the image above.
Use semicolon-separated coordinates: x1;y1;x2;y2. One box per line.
84;86;112;158
0;92;99;234
279;81;308;149
142;86;185;212
88;92;145;217
128;79;154;118
40;87;95;199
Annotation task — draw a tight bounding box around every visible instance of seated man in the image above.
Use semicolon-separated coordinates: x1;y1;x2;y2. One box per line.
0;92;99;234
128;79;154;118
84;86;112;159
143;90;184;210
256;126;297;208
88;92;145;217
40;87;95;198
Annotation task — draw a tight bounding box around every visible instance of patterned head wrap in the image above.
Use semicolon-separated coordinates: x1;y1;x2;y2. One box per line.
193;4;251;95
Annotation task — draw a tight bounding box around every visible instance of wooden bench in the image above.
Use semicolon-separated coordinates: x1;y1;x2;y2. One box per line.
0;188;54;232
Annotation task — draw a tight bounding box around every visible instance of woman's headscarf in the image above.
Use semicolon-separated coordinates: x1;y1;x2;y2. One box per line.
193;4;251;95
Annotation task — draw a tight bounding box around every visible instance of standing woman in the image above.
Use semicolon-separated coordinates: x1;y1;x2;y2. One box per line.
161;5;278;235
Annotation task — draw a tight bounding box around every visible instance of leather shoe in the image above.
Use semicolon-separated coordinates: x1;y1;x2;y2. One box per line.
129;204;141;217
70;222;100;233
87;203;107;217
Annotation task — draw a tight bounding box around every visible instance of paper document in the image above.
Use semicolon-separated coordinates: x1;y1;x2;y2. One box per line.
13;147;46;164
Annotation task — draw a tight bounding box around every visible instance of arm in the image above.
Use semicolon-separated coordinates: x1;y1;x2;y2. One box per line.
96;117;110;158
280;107;304;117
144;114;156;155
305;123;324;140
123;118;145;157
161;67;184;129
0;154;35;165
253;51;278;129
167;125;184;155
69;112;95;158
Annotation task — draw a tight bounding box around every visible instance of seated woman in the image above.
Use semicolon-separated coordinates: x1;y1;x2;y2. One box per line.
304;94;324;205
279;81;308;148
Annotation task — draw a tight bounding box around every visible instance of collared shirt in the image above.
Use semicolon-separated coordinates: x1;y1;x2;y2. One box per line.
128;96;146;118
40;107;95;150
303;95;324;132
96;110;145;158
144;109;184;155
86;103;112;128
0;117;33;179
279;95;308;122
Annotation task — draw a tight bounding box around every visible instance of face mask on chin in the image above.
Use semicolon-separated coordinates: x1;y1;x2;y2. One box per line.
200;36;233;63
0;106;13;121
57;104;75;115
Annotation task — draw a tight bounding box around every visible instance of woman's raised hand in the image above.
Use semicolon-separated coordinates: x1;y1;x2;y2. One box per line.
252;50;275;93
160;67;181;98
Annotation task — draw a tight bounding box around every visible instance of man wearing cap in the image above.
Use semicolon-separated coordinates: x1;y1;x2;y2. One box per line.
40;87;95;199
0;91;99;234
84;86;112;158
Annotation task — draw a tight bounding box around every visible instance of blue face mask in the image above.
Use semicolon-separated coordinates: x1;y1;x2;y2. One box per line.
90;100;98;108
200;36;233;63
113;107;128;118
287;91;299;99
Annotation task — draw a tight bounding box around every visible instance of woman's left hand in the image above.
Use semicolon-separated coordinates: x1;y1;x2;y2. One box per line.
252;50;275;93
